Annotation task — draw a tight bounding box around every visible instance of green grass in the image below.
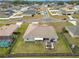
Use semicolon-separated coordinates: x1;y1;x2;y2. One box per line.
48;10;68;20
11;34;71;54
11;23;29;53
0;23;28;55
48;22;73;33
0;48;9;55
64;33;79;53
72;14;79;19
23;14;43;20
0;16;8;18
11;22;72;54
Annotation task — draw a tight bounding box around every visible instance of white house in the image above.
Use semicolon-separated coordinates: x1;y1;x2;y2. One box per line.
23;23;58;49
23;23;58;41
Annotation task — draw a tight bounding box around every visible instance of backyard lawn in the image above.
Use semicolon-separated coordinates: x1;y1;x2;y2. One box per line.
0;22;28;55
11;22;72;54
0;24;10;55
0;48;9;55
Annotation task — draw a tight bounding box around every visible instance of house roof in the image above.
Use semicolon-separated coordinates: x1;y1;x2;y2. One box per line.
23;23;58;39
39;16;66;22
23;9;37;15
65;26;79;36
74;5;79;9
30;4;39;9
0;24;18;36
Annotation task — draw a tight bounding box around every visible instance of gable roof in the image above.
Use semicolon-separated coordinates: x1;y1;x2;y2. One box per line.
23;23;58;39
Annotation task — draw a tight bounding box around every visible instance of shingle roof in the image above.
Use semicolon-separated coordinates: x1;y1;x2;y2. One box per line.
41;16;66;22
0;24;18;36
65;26;79;36
23;23;58;39
23;9;37;15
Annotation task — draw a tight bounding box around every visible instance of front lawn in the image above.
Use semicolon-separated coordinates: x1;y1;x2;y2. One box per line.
23;14;43;20
11;22;72;54
51;15;68;20
11;32;72;54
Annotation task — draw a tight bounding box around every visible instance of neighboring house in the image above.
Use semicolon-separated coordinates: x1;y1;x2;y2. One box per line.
74;5;79;13
23;23;58;49
23;9;37;16
20;7;29;12
61;7;75;15
68;16;77;25
48;8;62;16
0;24;19;47
65;22;79;37
0;24;18;40
29;4;40;9
5;9;15;16
74;5;79;11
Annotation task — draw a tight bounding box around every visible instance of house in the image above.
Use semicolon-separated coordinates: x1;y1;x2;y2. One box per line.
74;5;79;13
65;22;79;37
23;23;58;49
48;8;62;16
61;8;75;15
20;7;29;12
0;24;18;47
74;5;79;11
29;4;40;10
61;4;75;15
68;16;77;25
0;24;18;39
23;9;37;16
5;9;15;16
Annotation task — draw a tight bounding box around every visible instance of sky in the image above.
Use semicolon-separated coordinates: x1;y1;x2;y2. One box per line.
0;0;78;1
25;0;77;1
27;0;70;1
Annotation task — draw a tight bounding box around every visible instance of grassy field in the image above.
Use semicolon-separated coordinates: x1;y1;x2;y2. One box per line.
23;14;43;20
11;34;72;54
72;14;79;19
64;33;79;46
11;22;72;54
64;32;79;53
51;15;68;20
0;14;9;18
0;48;9;55
11;23;29;53
48;22;73;33
48;11;68;20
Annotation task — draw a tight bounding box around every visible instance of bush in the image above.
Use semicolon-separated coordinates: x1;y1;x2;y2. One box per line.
72;45;79;53
63;28;68;33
